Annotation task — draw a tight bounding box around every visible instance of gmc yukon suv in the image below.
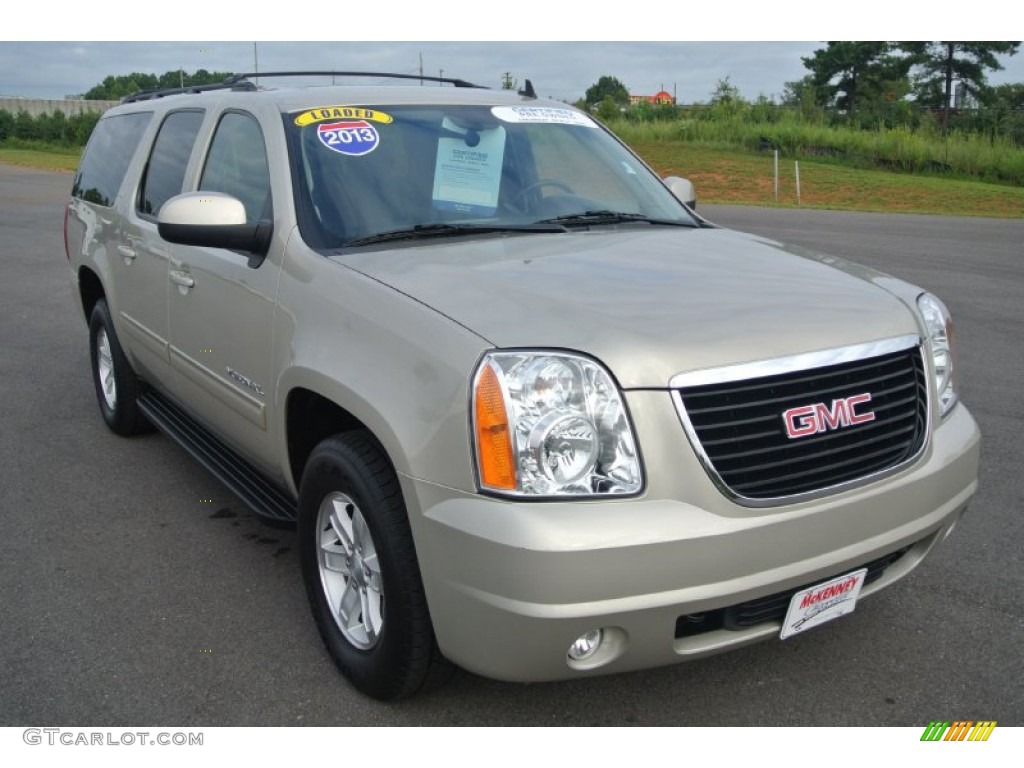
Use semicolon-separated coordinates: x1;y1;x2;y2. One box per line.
65;72;981;700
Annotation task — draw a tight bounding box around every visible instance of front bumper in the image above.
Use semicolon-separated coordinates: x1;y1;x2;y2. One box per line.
402;396;980;683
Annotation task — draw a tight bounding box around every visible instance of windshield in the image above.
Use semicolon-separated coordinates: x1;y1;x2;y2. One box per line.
285;103;697;249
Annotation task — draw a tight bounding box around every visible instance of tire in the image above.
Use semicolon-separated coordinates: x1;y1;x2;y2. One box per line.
88;298;150;436
298;431;451;700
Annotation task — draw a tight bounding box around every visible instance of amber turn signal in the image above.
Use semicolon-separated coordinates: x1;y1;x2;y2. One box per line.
474;363;516;490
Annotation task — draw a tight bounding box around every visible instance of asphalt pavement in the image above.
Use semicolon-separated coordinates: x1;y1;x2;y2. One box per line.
1;165;1021;726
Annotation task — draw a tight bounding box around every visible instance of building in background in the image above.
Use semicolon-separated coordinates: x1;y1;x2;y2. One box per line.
629;89;675;106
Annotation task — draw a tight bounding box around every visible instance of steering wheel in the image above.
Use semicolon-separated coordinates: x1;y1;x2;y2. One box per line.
509;179;575;211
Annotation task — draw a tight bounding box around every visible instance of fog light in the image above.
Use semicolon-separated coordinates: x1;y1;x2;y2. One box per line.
568;629;603;661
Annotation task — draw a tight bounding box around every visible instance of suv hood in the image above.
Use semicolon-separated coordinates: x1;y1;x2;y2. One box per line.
331;227;920;389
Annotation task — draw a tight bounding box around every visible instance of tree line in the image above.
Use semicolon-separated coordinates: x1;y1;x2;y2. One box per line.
0;108;100;146
580;42;1023;142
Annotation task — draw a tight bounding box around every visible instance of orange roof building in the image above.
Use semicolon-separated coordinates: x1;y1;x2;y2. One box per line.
629;90;675;106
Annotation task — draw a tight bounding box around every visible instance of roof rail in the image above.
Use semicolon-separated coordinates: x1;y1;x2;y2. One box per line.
121;78;257;104
119;70;488;104
224;71;487;89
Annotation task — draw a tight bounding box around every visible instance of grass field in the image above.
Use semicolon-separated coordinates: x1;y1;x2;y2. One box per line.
635;142;1024;218
0;146;81;173
3;142;1023;219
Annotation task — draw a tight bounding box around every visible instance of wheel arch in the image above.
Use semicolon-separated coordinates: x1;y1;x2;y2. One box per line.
283;381;406;498
78;266;106;324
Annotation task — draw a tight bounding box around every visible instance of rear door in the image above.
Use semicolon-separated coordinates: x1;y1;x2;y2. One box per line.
118;109;205;383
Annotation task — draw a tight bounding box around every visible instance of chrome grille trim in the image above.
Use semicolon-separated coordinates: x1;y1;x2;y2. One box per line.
671;335;930;507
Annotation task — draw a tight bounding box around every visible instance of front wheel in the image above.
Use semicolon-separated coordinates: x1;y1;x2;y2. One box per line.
298;431;450;700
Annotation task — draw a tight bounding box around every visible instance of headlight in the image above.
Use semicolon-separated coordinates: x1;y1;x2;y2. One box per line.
917;292;957;417
472;351;642;497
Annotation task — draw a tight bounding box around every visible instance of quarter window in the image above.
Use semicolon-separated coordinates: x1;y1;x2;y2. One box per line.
199;112;272;223
72;112;152;207
137;110;204;217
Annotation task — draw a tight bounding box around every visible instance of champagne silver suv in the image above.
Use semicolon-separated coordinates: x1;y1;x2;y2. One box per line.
64;72;980;700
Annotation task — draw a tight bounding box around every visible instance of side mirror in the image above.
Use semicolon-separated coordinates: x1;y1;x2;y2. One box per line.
663;176;697;210
158;192;272;267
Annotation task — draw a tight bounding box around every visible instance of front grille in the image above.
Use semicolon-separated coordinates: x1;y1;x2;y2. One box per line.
675;345;928;501
675;546;911;639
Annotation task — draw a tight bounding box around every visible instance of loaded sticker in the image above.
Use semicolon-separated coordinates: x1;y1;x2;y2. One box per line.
317;120;380;156
294;106;394;127
491;106;596;127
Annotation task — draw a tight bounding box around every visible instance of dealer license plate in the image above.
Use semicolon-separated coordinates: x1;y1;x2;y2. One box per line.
780;568;868;640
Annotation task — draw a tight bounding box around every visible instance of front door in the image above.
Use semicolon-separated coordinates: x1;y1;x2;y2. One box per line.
166;110;280;472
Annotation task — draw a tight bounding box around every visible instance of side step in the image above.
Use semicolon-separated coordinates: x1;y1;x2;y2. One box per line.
138;390;298;523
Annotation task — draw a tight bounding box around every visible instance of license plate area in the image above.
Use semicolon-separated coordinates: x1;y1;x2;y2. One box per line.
780;568;868;640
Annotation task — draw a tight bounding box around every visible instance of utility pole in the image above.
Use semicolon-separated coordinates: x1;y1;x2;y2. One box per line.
419;52;423;85
439;69;443;85
253;42;259;86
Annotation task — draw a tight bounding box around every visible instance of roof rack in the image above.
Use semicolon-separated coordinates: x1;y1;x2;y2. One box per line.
120;70;488;104
225;71;487;89
121;79;257;104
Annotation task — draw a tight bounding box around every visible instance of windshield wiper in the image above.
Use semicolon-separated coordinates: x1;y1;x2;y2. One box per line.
343;222;566;247
536;210;696;228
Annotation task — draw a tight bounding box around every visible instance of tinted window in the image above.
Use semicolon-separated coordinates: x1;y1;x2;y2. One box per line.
72;112;152;207
138;111;204;217
199;112;272;223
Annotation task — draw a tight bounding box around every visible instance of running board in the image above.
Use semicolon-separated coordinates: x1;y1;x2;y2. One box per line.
138;391;297;524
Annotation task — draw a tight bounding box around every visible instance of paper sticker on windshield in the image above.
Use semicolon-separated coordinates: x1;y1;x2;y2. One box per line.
317;120;379;156
432;119;506;215
491;106;596;127
294;106;393;127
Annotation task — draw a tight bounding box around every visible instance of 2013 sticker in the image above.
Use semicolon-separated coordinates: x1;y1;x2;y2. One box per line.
317;120;379;156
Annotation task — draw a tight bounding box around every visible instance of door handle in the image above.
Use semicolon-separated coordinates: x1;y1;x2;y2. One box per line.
169;270;195;289
117;245;137;264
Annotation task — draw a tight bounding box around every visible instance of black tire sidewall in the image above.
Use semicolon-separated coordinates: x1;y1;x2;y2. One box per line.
88;298;143;435
298;434;434;701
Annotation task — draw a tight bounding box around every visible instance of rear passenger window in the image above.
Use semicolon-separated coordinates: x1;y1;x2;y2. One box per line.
137;110;204;217
72;112;152;207
199;112;272;223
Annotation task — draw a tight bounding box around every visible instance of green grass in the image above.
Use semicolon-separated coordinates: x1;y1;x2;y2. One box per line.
631;141;1024;218
609;115;1024;187
0;143;80;172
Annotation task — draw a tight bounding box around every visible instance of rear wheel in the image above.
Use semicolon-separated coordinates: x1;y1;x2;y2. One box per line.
298;431;451;700
88;298;150;436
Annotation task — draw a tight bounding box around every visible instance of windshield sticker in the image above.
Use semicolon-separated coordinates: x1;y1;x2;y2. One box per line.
431;119;506;216
317;120;379;156
491;106;596;127
294;106;393;127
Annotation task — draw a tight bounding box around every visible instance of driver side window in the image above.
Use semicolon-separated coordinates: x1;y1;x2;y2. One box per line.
199;112;272;223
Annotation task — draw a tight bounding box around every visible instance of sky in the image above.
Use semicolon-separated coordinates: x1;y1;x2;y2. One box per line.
3;3;1021;103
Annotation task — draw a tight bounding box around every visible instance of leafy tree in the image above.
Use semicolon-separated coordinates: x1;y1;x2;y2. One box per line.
781;75;826;122
83;69;234;100
902;42;1020;131
14;110;36;140
709;76;742;104
597;96;621;122
0;109;13;142
976;81;1024;145
585;76;630;106
802;42;912;123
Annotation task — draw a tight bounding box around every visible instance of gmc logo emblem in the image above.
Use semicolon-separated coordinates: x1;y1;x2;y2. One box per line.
782;393;876;439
